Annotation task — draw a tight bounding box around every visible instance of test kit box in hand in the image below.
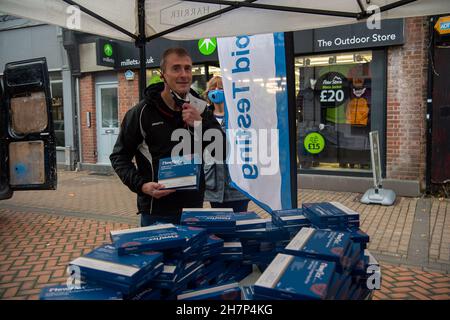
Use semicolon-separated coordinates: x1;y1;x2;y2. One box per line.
254;254;339;300
39;285;123;300
283;227;353;273
110;224;188;255
157;155;201;190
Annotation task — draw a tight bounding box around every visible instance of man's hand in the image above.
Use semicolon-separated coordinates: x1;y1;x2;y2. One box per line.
141;182;175;199
182;103;202;127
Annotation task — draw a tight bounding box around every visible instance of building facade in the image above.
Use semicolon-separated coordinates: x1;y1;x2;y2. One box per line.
3;14;447;197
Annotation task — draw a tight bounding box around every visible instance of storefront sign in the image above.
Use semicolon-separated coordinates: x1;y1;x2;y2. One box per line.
304;132;325;154
96;39;116;67
198;38;217;55
124;70;134;81
294;19;404;54
96;37;218;69
434;16;450;35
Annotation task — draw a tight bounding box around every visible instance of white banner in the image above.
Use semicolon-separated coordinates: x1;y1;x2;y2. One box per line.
217;33;292;212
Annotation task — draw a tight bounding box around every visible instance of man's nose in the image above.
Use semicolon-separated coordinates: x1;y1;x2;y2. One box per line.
179;69;188;77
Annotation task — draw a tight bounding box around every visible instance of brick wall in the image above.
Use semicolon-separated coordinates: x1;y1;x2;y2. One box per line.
79;73;97;164
118;71;140;124
386;17;429;189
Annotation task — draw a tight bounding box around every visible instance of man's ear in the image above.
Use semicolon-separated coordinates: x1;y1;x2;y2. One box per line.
159;71;166;83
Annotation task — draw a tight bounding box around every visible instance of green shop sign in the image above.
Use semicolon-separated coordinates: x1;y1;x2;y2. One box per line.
96;39;116;67
198;38;217;56
304;132;325;154
103;43;113;57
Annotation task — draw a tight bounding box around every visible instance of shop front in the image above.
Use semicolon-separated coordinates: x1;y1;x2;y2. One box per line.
75;17;429;195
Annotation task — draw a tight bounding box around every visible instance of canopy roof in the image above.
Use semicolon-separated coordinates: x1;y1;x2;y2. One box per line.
1;0;449;41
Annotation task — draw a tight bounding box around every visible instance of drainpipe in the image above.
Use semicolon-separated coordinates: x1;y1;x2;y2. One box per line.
425;16;436;194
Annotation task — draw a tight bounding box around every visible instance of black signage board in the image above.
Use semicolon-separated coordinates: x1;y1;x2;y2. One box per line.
97;37;218;69
96;39;116;68
294;18;404;54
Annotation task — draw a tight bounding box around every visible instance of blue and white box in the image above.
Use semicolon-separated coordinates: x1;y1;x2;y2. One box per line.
348;228;370;250
158;155;201;190
181;209;236;232
205;234;224;250
69;244;163;286
254;254;339;300
154;260;183;282
302;202;360;225
40;285;122;300
235;211;270;230
242;286;255;300
110;224;187;255
178;282;241;300
129;287;161;300
223;241;243;253
272;208;310;227
283;227;353;272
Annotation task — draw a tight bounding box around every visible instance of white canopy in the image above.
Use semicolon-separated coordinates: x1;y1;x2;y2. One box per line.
1;0;449;41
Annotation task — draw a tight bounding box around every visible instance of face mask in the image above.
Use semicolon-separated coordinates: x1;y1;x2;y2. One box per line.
208;89;225;104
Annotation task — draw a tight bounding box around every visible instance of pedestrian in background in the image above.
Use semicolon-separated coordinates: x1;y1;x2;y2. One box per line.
203;76;250;212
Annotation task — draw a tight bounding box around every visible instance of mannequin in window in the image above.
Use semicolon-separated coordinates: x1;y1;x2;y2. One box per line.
297;78;321;169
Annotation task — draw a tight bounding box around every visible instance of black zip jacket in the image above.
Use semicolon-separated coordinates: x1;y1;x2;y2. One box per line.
110;82;222;216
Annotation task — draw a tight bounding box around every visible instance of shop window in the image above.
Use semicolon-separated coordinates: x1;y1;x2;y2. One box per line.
295;51;373;173
146;68;163;86
50;73;64;147
147;65;208;95
191;65;207;96
208;65;221;78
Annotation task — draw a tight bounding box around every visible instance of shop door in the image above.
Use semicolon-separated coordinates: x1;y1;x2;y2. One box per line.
96;83;119;164
431;46;450;183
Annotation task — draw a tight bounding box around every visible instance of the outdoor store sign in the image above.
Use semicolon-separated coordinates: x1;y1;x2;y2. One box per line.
294;18;404;54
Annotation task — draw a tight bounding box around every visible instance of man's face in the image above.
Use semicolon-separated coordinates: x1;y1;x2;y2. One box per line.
161;53;193;96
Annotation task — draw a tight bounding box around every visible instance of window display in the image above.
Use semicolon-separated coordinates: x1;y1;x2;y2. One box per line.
295;51;373;172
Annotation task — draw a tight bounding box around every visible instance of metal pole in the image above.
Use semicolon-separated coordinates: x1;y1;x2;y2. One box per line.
137;0;146;101
284;32;298;209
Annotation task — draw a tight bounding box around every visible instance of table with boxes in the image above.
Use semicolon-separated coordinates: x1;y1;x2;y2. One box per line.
40;202;380;300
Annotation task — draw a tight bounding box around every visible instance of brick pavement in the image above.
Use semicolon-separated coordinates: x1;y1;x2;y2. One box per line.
0;209;132;300
0;170;449;300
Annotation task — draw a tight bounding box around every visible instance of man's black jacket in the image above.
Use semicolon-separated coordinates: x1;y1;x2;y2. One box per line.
110;82;222;216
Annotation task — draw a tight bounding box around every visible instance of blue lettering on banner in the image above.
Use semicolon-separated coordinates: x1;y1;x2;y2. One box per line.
230;36;258;180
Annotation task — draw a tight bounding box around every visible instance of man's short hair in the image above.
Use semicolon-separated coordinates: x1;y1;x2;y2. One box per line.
160;47;191;72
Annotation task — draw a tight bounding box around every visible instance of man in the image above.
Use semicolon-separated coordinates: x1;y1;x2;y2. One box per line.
110;48;222;226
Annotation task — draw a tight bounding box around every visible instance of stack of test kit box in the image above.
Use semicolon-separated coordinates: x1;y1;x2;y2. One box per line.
40;202;378;300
